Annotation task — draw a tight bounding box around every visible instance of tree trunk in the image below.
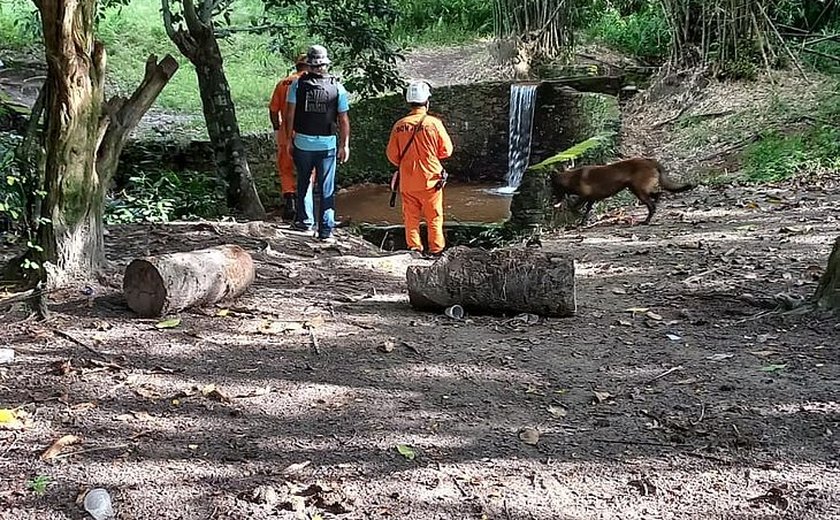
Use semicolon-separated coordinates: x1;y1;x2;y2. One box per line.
193;45;266;219
815;236;840;310
162;0;265;219
36;0;107;287
406;246;576;317
123;244;255;317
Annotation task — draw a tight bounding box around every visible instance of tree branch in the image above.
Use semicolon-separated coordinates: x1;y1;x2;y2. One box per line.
802;47;840;64
214;22;307;36
161;0;178;41
96;54;180;183
183;0;210;36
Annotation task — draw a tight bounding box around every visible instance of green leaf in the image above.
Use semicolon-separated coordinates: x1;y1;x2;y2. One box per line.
759;363;787;372
527;132;616;171
396;444;416;460
155;317;182;329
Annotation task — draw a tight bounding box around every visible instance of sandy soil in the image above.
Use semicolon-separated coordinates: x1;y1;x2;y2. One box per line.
2;176;839;520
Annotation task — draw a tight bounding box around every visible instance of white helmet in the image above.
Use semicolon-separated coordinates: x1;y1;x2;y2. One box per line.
406;80;431;104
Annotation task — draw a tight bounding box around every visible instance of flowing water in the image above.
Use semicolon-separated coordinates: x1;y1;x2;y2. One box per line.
501;83;539;193
335;183;511;225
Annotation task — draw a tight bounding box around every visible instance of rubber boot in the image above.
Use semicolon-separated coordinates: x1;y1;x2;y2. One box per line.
282;193;296;221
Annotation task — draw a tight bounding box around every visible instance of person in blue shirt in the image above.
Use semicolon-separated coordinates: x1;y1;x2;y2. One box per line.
282;44;351;241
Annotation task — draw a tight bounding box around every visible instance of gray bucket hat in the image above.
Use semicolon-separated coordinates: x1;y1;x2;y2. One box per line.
305;45;331;66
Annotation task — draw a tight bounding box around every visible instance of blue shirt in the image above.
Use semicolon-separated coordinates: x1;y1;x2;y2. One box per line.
287;78;350;151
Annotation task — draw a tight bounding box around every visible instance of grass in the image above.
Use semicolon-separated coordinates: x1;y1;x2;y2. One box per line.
92;0;287;136
741;86;840;182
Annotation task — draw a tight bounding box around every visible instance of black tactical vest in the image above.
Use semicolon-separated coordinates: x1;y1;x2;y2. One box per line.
293;73;339;136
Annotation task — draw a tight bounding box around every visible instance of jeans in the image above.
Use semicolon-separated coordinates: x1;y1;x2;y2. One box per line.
293;146;336;238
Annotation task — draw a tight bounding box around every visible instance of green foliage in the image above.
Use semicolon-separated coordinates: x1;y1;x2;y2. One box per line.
26;475;50;496
583;2;670;64
528;132;616;171
105;170;227;224
743;89;840;182
392;0;493;46
262;0;404;97
0;0;40;49
0;133;24;224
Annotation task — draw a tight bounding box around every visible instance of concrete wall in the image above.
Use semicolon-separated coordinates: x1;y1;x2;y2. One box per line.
118;76;623;210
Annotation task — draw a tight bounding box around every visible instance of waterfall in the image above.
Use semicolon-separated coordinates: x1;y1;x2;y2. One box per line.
501;83;538;193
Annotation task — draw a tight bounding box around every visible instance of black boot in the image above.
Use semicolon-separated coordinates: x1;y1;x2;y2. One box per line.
282;193;296;221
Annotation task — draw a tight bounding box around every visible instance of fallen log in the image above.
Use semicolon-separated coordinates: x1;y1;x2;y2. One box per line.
123;245;255;317
406;246;576;317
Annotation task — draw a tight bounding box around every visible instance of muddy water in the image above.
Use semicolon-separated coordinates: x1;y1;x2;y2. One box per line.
335;183;511;225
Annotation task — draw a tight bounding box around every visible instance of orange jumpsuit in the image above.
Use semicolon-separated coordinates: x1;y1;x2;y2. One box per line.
386;107;454;254
269;72;302;195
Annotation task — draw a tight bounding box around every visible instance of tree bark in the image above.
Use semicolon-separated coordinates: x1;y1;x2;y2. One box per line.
36;0;107;287
815;236;840;310
162;0;266;219
96;55;180;182
123;244;255;317
406;246;577;317
21;2;178;293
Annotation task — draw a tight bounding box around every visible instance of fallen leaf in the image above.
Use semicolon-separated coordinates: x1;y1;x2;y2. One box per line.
40;434;81;460
0;408;21;429
518;427;540;445
618;320;633;327
188;444;199;450
396;444;416;460
760;363;787;372
592;390;613;404
645;311;663;321
155;317;182;329
707;353;735;361
547;405;568;418
626;307;650;313
305;315;326;329
216;309;230;317
666;333;682;341
379;340;395;353
611;287;627;294
201;384;230;402
750;350;778;358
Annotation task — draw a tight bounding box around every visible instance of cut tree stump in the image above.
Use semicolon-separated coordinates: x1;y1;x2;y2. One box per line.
123;245;255;317
406;246;576;317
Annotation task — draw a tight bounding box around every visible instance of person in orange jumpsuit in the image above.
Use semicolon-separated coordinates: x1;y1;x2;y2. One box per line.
386;80;454;256
269;54;312;220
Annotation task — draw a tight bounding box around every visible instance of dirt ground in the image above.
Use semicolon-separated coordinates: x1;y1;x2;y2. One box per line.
1;176;839;520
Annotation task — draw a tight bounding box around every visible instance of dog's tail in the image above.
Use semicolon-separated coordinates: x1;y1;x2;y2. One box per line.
653;160;695;193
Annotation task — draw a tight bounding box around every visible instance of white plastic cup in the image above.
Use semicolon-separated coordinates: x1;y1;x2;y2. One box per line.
83;488;114;520
444;304;464;320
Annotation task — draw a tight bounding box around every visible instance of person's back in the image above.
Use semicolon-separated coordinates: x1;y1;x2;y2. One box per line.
388;111;451;193
282;45;351;242
386;80;453;256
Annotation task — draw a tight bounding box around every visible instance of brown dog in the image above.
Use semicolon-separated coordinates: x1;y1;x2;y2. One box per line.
550;158;694;225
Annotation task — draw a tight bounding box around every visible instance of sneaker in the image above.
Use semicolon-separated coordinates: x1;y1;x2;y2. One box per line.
424;251;443;260
292;221;315;232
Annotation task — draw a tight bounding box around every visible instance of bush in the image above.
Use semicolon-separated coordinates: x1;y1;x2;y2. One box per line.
393;0;493;46
105;170;227;224
743;92;840;183
583;2;670;64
